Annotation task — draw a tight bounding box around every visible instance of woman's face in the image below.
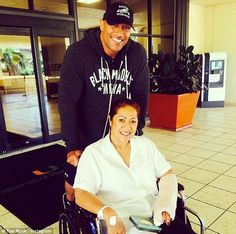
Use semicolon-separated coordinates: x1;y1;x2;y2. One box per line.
110;105;138;143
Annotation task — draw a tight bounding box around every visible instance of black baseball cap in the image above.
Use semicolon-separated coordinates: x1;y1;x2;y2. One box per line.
103;2;134;28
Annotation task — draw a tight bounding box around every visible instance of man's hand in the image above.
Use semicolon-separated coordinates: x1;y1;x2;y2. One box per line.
66;150;83;167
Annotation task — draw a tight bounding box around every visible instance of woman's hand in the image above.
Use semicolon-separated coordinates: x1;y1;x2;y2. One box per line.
162;211;171;226
153;171;177;226
153;210;172;226
105;216;126;234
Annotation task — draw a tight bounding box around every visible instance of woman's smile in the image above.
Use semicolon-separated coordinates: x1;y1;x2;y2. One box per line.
120;130;131;136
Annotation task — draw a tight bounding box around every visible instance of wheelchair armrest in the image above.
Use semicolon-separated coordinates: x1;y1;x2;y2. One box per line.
177;183;186;206
177;183;205;233
184;206;205;234
77;205;97;219
75;206;106;234
178;183;185;192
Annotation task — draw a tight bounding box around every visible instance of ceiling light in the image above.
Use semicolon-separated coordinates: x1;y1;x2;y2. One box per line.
77;0;100;4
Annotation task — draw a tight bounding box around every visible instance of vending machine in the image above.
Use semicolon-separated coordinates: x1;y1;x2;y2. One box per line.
199;52;227;107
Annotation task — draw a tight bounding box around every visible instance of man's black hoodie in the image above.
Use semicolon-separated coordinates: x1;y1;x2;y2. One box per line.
59;27;150;152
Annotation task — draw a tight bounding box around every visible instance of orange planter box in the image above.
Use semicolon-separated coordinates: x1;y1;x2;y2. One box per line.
148;92;200;131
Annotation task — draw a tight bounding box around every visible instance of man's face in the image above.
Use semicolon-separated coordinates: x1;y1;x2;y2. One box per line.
100;20;131;59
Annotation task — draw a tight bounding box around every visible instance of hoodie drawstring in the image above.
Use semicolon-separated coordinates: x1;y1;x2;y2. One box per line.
101;55;130;138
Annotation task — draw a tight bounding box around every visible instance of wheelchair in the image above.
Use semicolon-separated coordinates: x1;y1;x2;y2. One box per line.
59;184;205;234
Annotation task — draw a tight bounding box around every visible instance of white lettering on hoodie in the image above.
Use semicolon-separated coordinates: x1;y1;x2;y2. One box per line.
89;61;133;96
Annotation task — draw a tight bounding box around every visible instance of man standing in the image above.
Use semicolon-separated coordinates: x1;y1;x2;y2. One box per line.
59;1;150;209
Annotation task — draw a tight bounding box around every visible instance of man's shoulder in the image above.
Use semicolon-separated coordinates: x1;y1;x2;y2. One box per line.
69;28;99;50
69;38;88;50
129;40;145;50
127;40;146;57
65;38;93;60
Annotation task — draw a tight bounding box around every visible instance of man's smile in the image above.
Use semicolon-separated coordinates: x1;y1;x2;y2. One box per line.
111;37;124;43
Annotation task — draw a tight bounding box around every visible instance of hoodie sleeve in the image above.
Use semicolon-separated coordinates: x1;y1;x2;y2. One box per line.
58;43;86;152
130;42;150;135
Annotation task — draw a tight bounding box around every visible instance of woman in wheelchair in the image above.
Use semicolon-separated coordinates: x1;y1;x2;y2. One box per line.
73;98;196;234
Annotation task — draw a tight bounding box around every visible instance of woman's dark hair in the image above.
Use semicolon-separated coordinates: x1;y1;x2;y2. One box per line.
109;98;141;120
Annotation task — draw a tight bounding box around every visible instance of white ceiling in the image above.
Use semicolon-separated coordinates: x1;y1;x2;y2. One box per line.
191;0;236;7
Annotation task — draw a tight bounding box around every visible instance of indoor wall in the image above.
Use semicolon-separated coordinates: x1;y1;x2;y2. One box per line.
189;0;236;105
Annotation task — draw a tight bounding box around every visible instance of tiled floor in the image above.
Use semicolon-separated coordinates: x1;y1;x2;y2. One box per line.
1;106;236;234
2;93;60;138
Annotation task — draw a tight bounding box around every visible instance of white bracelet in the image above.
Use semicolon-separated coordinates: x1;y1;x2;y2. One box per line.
97;205;108;220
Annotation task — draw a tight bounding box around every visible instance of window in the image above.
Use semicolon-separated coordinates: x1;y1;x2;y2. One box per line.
152;0;174;54
33;0;69;14
77;0;106;30
0;0;28;9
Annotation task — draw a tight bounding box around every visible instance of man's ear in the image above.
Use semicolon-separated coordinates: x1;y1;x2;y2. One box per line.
100;19;105;31
109;116;112;127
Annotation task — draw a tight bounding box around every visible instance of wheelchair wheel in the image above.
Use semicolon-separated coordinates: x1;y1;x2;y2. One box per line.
59;207;98;234
59;212;78;234
59;207;84;234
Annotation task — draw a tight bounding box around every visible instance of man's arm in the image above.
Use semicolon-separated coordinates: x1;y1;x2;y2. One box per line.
58;44;86;152
131;44;150;135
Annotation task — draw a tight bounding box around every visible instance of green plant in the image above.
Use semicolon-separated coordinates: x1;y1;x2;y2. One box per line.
0;48;33;76
149;45;203;94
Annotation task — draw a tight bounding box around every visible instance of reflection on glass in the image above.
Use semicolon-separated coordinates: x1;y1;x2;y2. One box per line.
0;35;42;144
33;0;69;14
152;0;174;54
152;37;173;54
152;0;174;35
77;0;106;29
0;0;28;9
38;36;69;135
132;0;148;34
131;35;148;54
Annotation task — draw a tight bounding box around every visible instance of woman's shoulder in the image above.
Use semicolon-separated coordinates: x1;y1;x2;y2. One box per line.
84;137;104;153
81;136;112;162
132;135;154;146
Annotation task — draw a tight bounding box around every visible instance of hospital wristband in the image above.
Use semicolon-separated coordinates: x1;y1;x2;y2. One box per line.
97;205;108;220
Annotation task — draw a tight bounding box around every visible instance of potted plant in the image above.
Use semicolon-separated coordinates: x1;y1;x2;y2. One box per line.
148;45;203;130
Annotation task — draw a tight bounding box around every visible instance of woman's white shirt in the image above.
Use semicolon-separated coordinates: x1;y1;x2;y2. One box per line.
73;134;171;232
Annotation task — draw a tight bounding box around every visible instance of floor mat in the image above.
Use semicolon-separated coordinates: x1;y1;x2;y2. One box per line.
0;144;66;230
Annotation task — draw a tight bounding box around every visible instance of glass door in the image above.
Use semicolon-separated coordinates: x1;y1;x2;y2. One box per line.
0;26;73;153
37;35;70;137
0;28;43;152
